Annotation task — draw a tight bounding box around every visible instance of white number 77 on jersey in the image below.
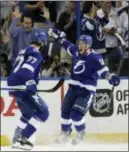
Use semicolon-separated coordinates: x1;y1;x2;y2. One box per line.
13;55;37;73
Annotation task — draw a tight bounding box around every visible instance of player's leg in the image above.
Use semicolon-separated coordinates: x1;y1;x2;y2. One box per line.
12;115;30;144
56;86;76;144
16;93;49;150
12;94;36;150
61;86;76;133
13;92;49;150
11;95;32;144
71;91;94;144
21;93;49;137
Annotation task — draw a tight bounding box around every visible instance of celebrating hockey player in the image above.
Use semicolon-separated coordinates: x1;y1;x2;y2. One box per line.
48;28;120;145
7;29;49;150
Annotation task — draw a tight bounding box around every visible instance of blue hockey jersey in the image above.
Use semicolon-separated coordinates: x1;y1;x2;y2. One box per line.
81;14;105;50
60;39;109;93
7;45;43;88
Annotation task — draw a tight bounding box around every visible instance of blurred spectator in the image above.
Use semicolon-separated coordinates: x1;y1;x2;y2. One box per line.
24;1;48;22
0;53;8;77
102;1;119;47
115;1;129;48
102;1;124;72
1;1;13;20
45;1;57;23
56;1;68;22
0;1;18;56
57;1;77;43
23;1;53;30
59;62;71;77
57;1;76;70
0;63;8;77
121;1;129;8
0;53;8;65
9;11;34;63
60;46;72;68
95;2;109;27
41;55;71;77
81;1;106;55
115;1;129;76
42;55;60;77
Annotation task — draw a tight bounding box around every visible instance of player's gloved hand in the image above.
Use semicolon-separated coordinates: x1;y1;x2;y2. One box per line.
109;74;120;86
48;28;66;40
26;80;37;94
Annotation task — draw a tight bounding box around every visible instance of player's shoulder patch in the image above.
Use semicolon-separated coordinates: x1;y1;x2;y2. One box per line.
19;49;26;55
33;47;39;53
98;58;105;65
28;46;39;53
93;53;105;65
85;21;94;30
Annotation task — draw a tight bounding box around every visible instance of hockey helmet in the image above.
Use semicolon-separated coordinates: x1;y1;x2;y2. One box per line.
30;29;48;45
78;35;92;47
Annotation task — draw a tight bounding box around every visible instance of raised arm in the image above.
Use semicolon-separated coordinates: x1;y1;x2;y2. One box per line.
48;28;78;56
9;17;21;37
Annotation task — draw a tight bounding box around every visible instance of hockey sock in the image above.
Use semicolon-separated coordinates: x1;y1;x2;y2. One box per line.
22;117;40;139
71;109;85;132
61;112;72;133
18;116;29;129
13;116;29;143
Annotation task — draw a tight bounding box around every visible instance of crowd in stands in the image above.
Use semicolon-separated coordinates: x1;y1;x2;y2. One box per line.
0;1;129;78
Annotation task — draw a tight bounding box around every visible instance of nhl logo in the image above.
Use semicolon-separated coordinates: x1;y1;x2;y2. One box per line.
89;89;114;117
93;93;111;114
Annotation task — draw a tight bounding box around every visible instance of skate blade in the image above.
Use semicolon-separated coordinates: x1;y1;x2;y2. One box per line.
72;139;83;146
12;145;32;151
54;139;72;146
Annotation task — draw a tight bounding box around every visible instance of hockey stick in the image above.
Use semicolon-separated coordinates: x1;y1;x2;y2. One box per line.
39;78;64;92
111;33;126;93
1;78;64;93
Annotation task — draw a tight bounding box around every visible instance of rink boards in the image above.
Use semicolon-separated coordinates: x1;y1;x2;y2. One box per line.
0;78;128;145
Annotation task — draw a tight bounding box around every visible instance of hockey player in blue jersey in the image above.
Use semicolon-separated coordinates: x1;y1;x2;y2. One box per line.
7;29;49;150
48;29;120;145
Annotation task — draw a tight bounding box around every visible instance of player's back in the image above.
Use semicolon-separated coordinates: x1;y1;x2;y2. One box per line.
8;45;43;87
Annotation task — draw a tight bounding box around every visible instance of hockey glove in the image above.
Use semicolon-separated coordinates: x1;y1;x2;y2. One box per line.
48;28;66;40
108;74;120;86
26;80;37;94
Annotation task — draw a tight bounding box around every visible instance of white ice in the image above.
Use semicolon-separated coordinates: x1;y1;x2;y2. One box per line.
1;143;128;151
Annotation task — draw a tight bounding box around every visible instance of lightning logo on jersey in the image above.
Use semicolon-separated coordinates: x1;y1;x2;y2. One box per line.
74;60;86;74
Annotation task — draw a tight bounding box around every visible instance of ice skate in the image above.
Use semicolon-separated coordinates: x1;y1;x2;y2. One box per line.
12;135;33;151
72;131;85;145
55;131;72;145
12;127;22;144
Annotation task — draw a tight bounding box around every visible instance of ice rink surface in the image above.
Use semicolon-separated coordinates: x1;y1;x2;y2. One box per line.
1;143;128;151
